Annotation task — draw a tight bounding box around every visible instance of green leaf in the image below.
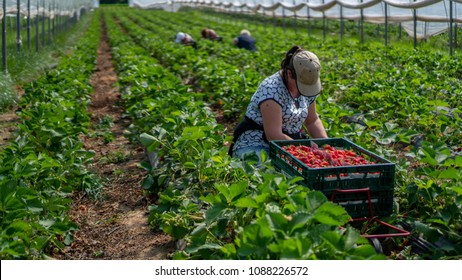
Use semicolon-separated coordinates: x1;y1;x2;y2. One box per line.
190;223;207;236
211;155;223;163
314;202;350;226
385;122;399;131
305;191;328;211
184;162;196;169
288;212;312;233
205;203;226;222
344;227;361;250
181;127;206;140
141;175;155;190
220;243;237;257
438;168;460;179
279;239;303;259
228;181;247;201
40;158;60;168
235;197;258;208
322;231;343;251
455;156;462;167
39;219;56;229
451;185;462;195
435;152;449;164
63;233;74;246
6;221;32;236
162;222;189;240
371;131;396;145
139;133;156;148
266;213;289;232
215;184;230;199
364;120;381;128
353;243;383;258
186;242;222;254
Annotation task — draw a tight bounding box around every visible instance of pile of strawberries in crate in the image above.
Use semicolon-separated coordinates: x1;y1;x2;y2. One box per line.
282;144;376;168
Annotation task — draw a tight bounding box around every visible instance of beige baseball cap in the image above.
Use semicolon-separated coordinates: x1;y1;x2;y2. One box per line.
292;51;322;97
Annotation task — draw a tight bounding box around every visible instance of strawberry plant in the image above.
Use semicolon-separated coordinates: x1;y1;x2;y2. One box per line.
0;12;101;259
101;7;462;259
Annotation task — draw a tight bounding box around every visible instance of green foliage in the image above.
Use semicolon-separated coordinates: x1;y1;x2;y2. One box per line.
0;11;102;259
0;74;17;112
3;6;455;260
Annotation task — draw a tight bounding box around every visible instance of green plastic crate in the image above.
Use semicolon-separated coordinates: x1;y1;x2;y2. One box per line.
270;138;395;218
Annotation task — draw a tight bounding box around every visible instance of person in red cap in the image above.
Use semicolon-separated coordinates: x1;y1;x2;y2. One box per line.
175;32;197;48
229;45;327;160
201;28;223;41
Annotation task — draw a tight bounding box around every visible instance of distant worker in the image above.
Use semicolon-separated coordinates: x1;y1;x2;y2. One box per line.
175;32;197;48
232;29;256;51
201;28;223;41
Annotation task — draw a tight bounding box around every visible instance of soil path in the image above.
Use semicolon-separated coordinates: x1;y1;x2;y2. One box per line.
0;111;19;147
0;86;22;148
53;20;174;259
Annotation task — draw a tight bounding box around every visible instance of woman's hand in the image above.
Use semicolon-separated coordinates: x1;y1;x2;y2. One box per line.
304;101;328;138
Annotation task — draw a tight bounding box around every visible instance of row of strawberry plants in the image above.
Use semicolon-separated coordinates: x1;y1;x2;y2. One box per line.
0;13;101;259
119;7;461;258
117;8;267;119
157;8;462;231
101;7;383;259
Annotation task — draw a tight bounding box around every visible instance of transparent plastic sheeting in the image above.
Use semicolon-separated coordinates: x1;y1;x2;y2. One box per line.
130;0;462;39
0;0;98;20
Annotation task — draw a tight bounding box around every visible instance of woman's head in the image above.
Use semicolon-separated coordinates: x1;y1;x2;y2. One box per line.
281;46;322;97
240;29;250;36
201;28;209;38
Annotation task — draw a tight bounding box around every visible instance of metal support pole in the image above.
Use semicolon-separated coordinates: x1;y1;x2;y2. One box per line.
52;1;55;36
384;3;388;46
272;10;276;31
27;0;31;51
413;9;417;50
253;0;258;31
247;5;250;28
340;6;344;40
449;0;453;56
282;7;286;32
233;5;237;27
323;12;326;40
306;4;310;37
42;0;45;47
17;0;22;54
2;0;7;72
36;0;39;51
360;2;364;44
48;2;51;44
271;0;276;31
455;23;458;49
56;1;59;34
293;0;297;34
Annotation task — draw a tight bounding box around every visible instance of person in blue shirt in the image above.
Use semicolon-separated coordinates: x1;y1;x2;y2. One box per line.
232;29;256;51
